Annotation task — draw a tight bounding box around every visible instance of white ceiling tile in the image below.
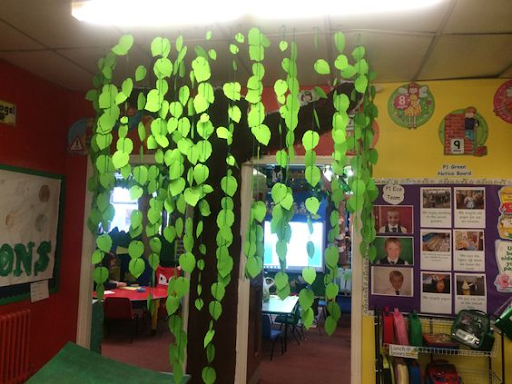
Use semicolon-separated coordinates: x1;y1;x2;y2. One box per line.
327;1;451;33
0;21;44;51
353;32;433;83
1;0;122;48
444;0;512;33
418;35;512;80
0;50;93;90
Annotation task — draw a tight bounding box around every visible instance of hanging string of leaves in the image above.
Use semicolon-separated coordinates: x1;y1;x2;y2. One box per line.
88;28;378;384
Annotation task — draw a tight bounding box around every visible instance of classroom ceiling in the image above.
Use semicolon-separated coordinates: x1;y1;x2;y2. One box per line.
1;0;511;92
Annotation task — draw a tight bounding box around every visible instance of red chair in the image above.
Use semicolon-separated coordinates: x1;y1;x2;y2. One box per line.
104;297;139;342
155;266;180;287
154;266;181;333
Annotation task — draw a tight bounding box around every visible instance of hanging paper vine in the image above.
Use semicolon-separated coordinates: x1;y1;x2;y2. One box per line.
88;28;378;384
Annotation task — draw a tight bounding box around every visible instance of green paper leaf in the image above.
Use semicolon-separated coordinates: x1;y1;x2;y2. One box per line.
299;288;314;309
184;187;201;207
128;240;144;259
228;105;241;123
229;44;239;54
325;315;337;335
163;226;176;244
274;272;288;290
314;59;331;75
246;256;261;278
222;82;241;101
302;130;320;151
251;201;266;223
220;175;238;197
151;37;171;57
325;246;339;268
174;277;190;297
179;252;196;273
306;241;315;258
202;367;216;384
195;298;204;310
334;31;346;53
192;56;211;83
352;45;366;61
279;40;288;51
209;300;223;321
211;283;225;301
302;307;314;329
216;127;232;140
93;266;108;285
302;267;316;285
251;124;271;146
193;164;209;185
96;234;112;253
304;166;321;187
135;65;147;81
355;75;368;93
326;282;339;300
273;79;288;96
111;34;134;56
129;258;145;278
334;54;348;70
204;329;215;348
271;183;287;204
305;197;320;215
129;185;143;200
166;296;180;316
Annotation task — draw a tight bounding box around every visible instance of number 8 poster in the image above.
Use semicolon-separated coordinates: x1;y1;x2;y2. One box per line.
388;82;435;129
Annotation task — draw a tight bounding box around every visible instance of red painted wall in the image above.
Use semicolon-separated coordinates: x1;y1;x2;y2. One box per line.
0;60;91;373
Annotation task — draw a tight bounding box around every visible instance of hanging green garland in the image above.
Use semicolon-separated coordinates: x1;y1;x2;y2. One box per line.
88;29;378;383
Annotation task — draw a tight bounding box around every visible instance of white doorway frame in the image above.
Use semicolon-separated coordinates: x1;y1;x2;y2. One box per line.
75;155;190;372
234;155;363;384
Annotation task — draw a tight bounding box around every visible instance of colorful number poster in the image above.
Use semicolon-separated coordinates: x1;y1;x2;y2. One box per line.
420;187;451;228
439;107;488;156
454;230;485;272
493;79;512;124
388;82;435;129
420;230;451;271
455;273;487;313
454;187;486;228
421;272;452;314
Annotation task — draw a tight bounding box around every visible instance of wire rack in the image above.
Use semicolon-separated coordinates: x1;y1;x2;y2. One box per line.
455;368;504;384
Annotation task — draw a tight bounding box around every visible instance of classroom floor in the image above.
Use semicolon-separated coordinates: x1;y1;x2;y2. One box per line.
259;314;351;384
101;313;351;383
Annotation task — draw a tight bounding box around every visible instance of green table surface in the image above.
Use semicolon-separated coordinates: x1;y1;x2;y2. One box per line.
27;342;189;384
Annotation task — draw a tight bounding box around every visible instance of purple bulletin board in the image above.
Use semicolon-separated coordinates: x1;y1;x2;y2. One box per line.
368;182;512;316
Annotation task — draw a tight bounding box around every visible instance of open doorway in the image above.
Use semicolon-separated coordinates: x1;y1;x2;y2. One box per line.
239;158;353;384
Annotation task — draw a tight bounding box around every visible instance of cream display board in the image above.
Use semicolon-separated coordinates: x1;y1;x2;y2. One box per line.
0;165;63;300
367;179;512;316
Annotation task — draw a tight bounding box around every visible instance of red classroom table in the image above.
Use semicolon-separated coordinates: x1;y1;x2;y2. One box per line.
94;286;168;333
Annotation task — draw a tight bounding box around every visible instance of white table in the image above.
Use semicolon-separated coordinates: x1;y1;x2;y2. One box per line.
262;295;299;352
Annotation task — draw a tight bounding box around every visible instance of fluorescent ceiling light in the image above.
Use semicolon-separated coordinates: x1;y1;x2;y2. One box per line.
72;0;447;26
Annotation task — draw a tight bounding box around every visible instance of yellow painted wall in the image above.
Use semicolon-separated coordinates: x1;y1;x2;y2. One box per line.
374;79;512;179
360;78;512;383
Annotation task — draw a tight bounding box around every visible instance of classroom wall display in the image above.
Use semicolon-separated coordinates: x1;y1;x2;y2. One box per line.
438;107;489;157
0;165;64;303
493;79;512;124
497;186;512;240
387;82;435;129
368;179;511;316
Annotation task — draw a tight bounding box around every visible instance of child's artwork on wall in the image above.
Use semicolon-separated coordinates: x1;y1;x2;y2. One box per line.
439;107;488;156
493;79;512;124
0;165;64;303
388;82;435;129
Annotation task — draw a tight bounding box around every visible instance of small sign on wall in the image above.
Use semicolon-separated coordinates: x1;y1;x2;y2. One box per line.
0;99;17;126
